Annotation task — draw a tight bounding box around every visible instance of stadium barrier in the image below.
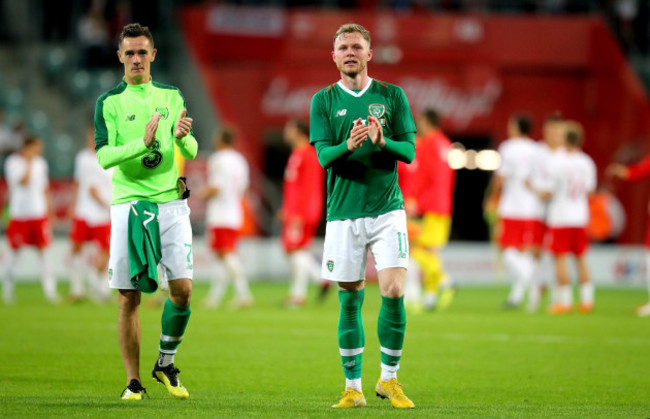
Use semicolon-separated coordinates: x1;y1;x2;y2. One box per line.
1;238;647;288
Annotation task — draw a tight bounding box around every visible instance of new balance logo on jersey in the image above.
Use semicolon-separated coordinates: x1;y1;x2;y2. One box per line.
126;114;136;122
336;109;347;117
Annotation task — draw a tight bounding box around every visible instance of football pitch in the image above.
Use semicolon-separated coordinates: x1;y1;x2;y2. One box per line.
2;282;649;418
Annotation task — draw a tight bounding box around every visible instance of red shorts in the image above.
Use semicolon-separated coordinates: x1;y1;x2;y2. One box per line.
498;218;543;249
528;220;546;247
646;223;650;248
69;218;111;250
7;217;52;249
208;227;239;253
281;218;318;252
548;227;589;256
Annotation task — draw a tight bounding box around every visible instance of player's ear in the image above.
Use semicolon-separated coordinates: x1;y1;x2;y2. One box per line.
151;48;157;62
117;50;123;63
367;48;373;61
331;50;336;62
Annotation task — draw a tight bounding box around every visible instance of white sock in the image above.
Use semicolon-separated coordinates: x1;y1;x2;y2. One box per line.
404;259;422;306
504;248;531;305
579;282;594;306
289;251;309;299
40;248;58;302
381;362;399;381
345;378;362;392
207;259;228;305
303;252;322;283
557;285;573;306
69;253;85;297
224;253;251;301
3;248;17;303
527;259;542;309
157;352;175;367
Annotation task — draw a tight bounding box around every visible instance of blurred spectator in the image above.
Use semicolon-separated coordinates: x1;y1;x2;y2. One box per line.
77;6;110;69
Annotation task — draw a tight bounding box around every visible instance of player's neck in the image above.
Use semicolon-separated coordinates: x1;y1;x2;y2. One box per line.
124;74;151;85
339;72;370;91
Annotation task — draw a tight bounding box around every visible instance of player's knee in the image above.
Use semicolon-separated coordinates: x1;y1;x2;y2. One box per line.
169;280;192;306
383;281;404;298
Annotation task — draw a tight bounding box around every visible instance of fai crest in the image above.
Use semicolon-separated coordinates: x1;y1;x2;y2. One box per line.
327;260;334;272
155;106;169;120
368;103;386;118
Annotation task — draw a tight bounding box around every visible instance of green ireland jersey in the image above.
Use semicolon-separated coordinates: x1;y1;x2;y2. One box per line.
310;78;416;221
94;79;198;204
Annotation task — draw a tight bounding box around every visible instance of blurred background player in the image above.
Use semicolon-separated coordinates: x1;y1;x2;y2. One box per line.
607;151;650;316
485;114;542;309
399;109;456;311
537;121;596;314
200;127;253;309
280;119;328;308
3;135;57;304
68;126;112;302
526;113;567;310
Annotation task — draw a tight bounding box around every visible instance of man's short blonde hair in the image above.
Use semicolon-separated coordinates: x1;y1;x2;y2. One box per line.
333;23;371;47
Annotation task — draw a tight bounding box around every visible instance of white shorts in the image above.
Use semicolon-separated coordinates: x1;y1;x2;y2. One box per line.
321;210;409;282
108;199;193;290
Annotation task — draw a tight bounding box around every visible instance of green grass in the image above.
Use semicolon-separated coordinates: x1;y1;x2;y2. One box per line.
2;282;650;418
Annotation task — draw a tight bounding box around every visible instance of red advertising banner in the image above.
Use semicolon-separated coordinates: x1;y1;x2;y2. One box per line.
181;6;650;243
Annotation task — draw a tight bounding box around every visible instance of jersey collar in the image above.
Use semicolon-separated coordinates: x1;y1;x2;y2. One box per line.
337;78;373;98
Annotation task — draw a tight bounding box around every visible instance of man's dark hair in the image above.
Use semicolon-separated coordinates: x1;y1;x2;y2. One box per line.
119;23;154;48
219;127;236;145
293;119;309;138
22;134;40;148
565;121;583;147
512;113;532;135
423;109;441;128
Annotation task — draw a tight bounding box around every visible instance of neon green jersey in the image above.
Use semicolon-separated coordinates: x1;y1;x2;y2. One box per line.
94;79;198;204
310;78;416;221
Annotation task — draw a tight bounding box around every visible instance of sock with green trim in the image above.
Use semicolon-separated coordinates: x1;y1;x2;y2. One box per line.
159;298;191;359
338;288;365;389
377;295;406;381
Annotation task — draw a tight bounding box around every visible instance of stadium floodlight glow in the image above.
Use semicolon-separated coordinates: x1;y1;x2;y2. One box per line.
448;148;466;170
464;149;478;170
476;150;500;171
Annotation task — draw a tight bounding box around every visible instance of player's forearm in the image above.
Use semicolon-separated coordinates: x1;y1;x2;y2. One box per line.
175;134;198;160
96;139;150;169
382;136;415;164
314;141;352;169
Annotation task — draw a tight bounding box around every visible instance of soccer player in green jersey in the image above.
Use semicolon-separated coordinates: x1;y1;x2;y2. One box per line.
94;23;198;400
310;23;416;409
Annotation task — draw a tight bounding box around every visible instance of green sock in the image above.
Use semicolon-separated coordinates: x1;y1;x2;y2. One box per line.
337;289;365;380
160;298;191;354
377;295;406;371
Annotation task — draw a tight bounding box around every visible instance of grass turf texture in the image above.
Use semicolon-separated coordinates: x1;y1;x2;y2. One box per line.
1;282;649;418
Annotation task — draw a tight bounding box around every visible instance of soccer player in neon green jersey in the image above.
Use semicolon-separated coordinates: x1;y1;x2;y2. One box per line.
94;23;197;400
310;23;416;409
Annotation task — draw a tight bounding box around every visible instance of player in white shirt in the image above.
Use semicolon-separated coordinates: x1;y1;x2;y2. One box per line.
487;114;544;309
526;114;567;310
3;136;57;303
68;128;113;302
199;127;252;308
538;121;596;314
